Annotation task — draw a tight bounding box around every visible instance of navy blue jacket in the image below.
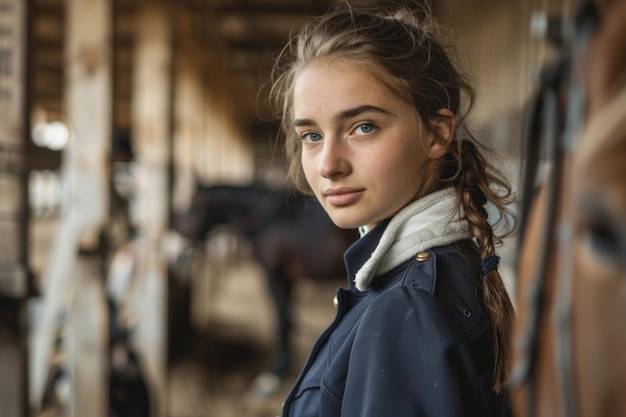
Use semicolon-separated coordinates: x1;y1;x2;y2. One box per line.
280;222;510;417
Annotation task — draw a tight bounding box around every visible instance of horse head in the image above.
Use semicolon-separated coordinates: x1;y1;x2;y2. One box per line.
568;1;626;413
511;1;626;416
172;184;217;241
173;184;273;241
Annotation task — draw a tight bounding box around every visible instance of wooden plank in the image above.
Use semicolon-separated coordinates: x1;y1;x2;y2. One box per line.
29;0;112;414
65;0;112;231
0;0;27;149
434;0;576;157
63;0;112;414
0;0;28;415
66;258;108;417
0;300;27;417
171;8;203;214
130;3;172;416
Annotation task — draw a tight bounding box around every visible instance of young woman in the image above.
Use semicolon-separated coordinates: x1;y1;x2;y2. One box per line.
269;1;516;416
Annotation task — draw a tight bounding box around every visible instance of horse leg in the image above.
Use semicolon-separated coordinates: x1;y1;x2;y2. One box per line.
249;265;294;397
265;265;294;378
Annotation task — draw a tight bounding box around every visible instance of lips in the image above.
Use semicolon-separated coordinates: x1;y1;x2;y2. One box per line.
323;187;365;206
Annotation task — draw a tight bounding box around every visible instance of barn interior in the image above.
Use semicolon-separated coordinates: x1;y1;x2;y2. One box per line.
0;0;577;416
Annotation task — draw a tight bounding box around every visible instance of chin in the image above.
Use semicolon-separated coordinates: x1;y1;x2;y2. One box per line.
326;214;364;230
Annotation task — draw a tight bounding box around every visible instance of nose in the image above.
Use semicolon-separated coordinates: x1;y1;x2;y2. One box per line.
318;137;350;179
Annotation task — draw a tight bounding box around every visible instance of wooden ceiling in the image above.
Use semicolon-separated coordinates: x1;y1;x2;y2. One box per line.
198;0;339;140
29;0;341;155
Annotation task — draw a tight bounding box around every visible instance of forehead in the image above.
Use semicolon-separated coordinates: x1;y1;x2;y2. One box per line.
293;57;404;116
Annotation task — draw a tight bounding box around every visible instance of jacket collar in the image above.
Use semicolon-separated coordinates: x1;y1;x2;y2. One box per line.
344;219;390;291
350;188;472;291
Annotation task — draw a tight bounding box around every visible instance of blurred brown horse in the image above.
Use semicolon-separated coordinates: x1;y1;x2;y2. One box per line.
511;1;626;416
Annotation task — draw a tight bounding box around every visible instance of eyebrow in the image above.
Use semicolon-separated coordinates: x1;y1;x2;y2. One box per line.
293;104;392;128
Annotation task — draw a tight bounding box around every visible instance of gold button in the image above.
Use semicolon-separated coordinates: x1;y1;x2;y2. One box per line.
333;294;338;309
415;251;430;262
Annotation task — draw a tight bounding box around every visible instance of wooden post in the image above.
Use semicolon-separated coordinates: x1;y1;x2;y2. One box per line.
63;2;113;415
171;9;202;214
29;0;111;415
0;0;29;416
130;3;172;416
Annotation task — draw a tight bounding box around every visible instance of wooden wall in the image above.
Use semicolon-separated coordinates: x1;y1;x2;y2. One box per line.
435;0;575;159
433;0;576;294
0;1;29;416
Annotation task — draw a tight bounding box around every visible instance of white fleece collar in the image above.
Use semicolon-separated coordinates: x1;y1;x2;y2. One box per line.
354;187;471;291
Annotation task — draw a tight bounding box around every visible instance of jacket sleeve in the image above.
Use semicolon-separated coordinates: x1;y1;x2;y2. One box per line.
331;285;483;417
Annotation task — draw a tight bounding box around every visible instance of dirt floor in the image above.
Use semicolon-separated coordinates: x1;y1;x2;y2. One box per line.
166;259;341;417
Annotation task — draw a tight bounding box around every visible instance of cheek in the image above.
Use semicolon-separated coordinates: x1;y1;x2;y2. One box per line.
381;141;426;179
301;150;318;184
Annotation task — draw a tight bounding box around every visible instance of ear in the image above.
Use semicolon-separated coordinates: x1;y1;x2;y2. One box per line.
428;109;456;159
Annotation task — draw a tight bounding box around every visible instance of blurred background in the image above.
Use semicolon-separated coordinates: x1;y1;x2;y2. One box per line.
0;0;577;416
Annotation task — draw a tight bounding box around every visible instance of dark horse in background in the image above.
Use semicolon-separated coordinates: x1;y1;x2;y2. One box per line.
511;0;626;416
172;183;359;387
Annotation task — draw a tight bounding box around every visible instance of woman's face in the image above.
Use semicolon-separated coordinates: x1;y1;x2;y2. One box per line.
293;58;439;230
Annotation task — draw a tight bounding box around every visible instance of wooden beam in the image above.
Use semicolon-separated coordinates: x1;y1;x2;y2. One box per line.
171;7;203;213
32;0;64;16
33;13;63;39
33;49;63;69
32;70;64;95
218;11;311;42
59;1;112;416
66;259;107;417
226;48;276;72
0;2;29;416
218;1;331;16
30;37;63;49
64;0;112;228
130;3;173;416
29;0;112;414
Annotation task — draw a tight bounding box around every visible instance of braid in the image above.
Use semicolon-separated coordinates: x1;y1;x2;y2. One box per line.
440;138;516;392
458;142;493;255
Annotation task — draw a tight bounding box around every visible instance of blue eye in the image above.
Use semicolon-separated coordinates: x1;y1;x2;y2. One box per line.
354;123;375;135
302;132;322;142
